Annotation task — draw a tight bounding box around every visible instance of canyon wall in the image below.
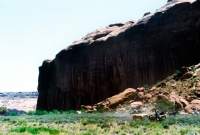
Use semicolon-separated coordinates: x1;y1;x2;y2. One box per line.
37;0;200;111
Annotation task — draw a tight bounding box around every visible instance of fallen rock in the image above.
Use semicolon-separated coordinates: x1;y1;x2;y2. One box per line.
180;72;193;80
157;94;169;100
137;87;145;92
82;88;137;112
185;95;197;102
130;101;143;110
144;94;152;100
169;92;189;108
185;104;200;113
191;100;200;104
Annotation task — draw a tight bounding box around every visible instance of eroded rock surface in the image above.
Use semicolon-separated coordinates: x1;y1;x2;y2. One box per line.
37;0;200;111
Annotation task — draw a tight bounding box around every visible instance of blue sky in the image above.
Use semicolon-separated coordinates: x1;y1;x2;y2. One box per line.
0;0;166;92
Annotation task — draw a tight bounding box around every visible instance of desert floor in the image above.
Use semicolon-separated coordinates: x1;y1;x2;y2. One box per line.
0;97;37;112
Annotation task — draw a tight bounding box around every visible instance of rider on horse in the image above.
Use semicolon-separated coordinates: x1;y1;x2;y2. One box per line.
155;110;160;121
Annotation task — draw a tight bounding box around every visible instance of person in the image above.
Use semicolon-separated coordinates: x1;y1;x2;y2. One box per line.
155;110;160;121
193;108;199;115
172;109;176;115
130;109;138;114
133;109;138;114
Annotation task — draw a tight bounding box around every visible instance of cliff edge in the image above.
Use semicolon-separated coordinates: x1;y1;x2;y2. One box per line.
37;0;200;111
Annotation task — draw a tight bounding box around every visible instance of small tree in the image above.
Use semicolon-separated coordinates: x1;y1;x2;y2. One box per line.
154;99;175;112
0;106;8;116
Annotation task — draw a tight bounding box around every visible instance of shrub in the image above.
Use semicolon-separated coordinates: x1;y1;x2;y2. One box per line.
180;128;190;135
166;76;171;82
175;70;180;75
147;122;163;128
9;112;18;116
26;110;35;115
143;84;149;90
10;126;60;134
80;118;100;125
129;121;144;127
34;110;48;115
100;122;110;128
164;117;176;125
97;108;105;113
17;120;27;125
49;109;60;114
154;99;175;112
0;106;8;116
80;108;86;113
162;122;169;129
156;80;161;84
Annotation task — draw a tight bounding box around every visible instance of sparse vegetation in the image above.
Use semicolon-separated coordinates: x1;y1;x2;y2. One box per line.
26;110;35;115
175;70;180;75
143;84;149;90
0;106;8;116
0;111;197;134
154;99;175;112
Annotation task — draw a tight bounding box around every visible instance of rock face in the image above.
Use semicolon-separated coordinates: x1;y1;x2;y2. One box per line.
37;0;200;111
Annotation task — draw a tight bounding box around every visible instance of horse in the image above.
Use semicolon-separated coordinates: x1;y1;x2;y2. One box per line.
148;114;166;122
132;114;148;121
159;112;165;115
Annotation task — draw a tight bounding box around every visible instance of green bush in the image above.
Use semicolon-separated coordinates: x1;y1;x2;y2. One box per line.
147;122;163;128
180;129;191;135
175;70;180;75
154;99;175;112
62;110;77;114
17;120;27;125
0;106;8;116
100;122;110;128
10;126;60;134
162;122;169;129
80;108;86;113
34;110;48;115
129;121;144;127
80;118;100;125
143;84;149;90
97;108;105;113
9;112;18;116
49;109;60;114
163;117;176;125
26;110;35;115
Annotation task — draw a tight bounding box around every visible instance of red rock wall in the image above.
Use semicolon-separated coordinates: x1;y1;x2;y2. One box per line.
37;0;200;111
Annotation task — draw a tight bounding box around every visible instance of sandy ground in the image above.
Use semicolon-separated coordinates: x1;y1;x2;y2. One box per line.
0;97;37;112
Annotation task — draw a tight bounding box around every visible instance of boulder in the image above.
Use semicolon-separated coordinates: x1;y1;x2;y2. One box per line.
130;101;143;110
191;100;200;104
185;100;200;113
185;95;197;102
185;104;200;113
157;94;169;100
137;87;145;92
144;94;152;99
180;72;193;80
169;92;189;108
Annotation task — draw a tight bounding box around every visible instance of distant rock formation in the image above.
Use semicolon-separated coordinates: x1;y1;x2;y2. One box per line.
0;92;38;98
37;0;200;111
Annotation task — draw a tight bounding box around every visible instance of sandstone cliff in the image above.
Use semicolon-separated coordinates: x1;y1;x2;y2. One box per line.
37;0;200;111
